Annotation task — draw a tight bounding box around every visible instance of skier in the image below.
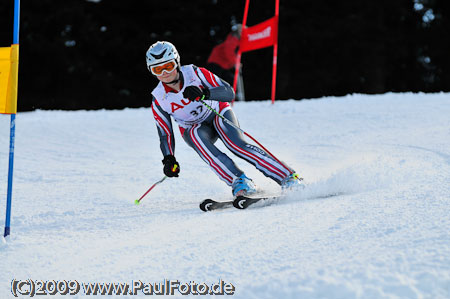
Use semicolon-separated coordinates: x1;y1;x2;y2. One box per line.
147;41;302;197
206;24;242;86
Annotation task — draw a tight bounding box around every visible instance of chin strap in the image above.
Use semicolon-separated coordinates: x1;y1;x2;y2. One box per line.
166;77;180;85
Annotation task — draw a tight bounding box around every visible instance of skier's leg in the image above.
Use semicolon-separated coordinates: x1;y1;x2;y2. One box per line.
213;107;294;185
182;122;243;186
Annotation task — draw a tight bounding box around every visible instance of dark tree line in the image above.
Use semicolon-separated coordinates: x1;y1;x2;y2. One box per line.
0;0;449;111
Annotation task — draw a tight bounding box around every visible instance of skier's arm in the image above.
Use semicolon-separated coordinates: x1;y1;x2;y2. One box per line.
194;66;235;102
208;78;235;103
151;97;175;156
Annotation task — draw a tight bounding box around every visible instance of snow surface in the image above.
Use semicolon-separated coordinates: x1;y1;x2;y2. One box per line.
1;92;449;298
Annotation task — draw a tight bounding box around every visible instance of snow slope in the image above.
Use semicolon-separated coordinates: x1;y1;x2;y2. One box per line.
1;92;449;298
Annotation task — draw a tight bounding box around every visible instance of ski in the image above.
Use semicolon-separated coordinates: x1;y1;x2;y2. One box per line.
233;195;279;209
199;195;278;212
199;199;234;211
199;191;345;212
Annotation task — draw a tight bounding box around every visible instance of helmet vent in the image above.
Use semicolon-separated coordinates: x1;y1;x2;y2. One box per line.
150;49;167;59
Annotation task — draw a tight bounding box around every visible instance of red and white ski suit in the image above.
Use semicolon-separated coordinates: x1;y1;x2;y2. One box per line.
151;64;293;186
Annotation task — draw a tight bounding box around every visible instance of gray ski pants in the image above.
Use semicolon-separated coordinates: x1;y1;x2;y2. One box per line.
182;106;292;186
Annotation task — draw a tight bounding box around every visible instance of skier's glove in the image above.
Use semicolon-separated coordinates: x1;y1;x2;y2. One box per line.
183;86;210;102
162;155;180;177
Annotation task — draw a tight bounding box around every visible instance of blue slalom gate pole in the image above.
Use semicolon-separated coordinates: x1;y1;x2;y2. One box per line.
13;0;20;45
4;115;16;237
4;0;20;238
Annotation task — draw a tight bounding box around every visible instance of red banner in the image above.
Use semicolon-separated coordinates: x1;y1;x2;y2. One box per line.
240;16;278;53
233;0;280;104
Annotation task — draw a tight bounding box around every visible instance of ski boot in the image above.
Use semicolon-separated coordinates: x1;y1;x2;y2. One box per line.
281;172;305;191
232;174;257;197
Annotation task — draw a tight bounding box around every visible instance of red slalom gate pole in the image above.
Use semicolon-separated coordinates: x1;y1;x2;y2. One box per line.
271;0;279;104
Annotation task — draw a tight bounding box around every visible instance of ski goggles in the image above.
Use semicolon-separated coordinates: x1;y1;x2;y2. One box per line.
149;60;177;76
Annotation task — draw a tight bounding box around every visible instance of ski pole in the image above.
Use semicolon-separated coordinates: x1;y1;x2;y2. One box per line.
198;97;295;176
134;165;178;205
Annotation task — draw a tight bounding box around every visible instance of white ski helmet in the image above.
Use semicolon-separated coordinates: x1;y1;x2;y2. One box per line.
146;41;180;72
